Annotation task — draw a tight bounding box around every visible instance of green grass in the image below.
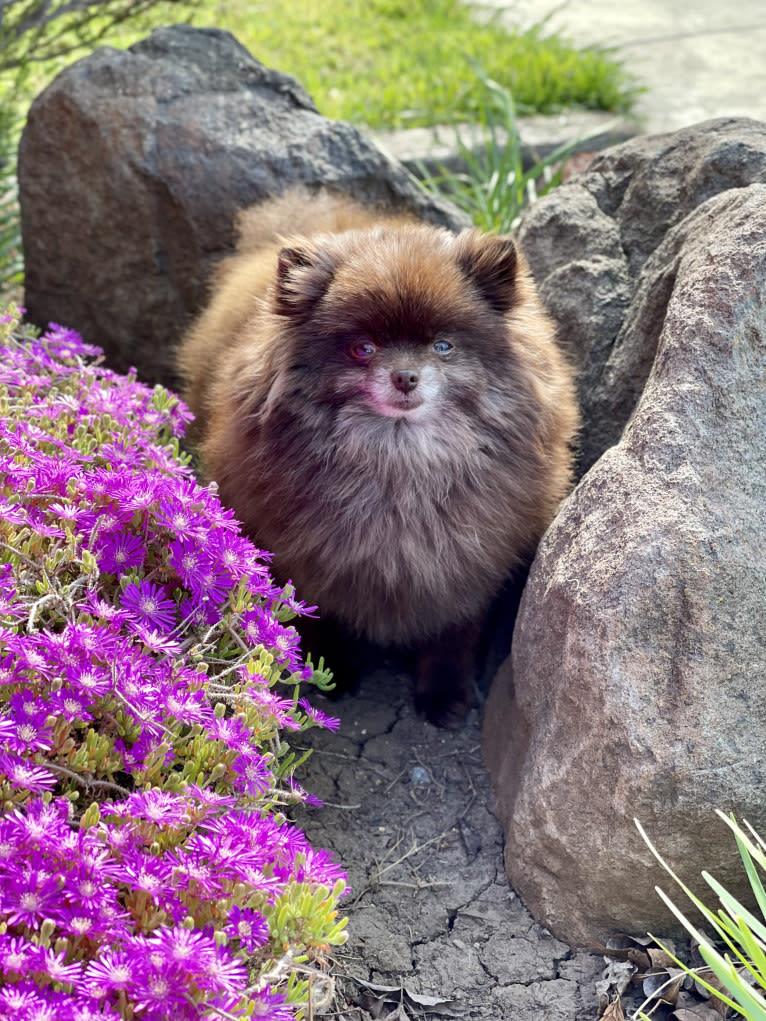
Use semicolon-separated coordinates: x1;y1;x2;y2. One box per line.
185;0;637;130
0;106;24;302
13;0;637;130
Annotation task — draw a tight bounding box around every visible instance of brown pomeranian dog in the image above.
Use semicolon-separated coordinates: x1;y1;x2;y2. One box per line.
178;188;579;725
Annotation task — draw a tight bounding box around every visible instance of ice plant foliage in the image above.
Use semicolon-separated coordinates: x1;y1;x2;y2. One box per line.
0;308;346;1020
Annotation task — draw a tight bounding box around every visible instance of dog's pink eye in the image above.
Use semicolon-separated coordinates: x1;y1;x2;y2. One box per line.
351;341;376;362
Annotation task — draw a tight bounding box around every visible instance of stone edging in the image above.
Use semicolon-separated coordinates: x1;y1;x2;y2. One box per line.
369;110;641;176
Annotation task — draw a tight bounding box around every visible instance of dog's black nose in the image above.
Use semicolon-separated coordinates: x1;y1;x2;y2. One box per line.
392;369;419;393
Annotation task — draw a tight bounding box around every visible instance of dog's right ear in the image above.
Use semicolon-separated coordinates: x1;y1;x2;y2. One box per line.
273;241;339;317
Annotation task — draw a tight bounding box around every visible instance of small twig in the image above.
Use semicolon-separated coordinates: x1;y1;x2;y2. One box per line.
312;801;362;811
26;591;59;631
44;761;130;798
112;687;175;740
375;829;452;878
457;791;477;822
378;879;452;891
384;766;408;794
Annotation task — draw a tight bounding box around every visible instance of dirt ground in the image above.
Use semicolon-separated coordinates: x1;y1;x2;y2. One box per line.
292;668;611;1021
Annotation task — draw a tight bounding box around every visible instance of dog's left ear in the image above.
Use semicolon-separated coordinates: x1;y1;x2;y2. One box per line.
273;240;340;317
455;232;518;315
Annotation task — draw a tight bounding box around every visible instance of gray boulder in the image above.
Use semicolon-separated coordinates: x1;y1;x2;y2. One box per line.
18;24;468;385
483;183;766;947
517;117;766;470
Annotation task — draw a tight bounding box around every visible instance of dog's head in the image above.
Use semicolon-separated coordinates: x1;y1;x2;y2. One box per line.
267;225;523;423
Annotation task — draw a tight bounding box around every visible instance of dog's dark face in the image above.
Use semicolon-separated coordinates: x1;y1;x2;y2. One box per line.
267;225;522;428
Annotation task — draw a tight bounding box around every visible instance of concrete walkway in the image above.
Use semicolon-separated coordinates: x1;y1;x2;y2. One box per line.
483;0;766;135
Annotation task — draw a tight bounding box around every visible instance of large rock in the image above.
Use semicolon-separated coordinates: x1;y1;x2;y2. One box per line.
517;117;766;470
18;25;468;385
483;183;766;947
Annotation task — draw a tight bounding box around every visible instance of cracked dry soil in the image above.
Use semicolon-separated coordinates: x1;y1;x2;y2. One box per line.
292;670;605;1021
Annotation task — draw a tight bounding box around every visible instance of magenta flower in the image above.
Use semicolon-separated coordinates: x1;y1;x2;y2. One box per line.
0;985;44;1017
0;753;57;793
226;905;269;952
192;564;233;607
168;537;206;589
131;624;182;656
286;779;324;808
165;847;225;899
58;912;106;942
153;496;205;539
120;580;176;631
242;606;277;647
46;499;84;522
148;925;218;967
231;749;271;795
37;947;84;984
62;872;110;919
44;322;102;359
50;689;93;722
80;592;128;625
0;934;40;976
106;470;160;513
208;715;254;753
298;697;341;732
217;533;257;578
105;847;175;901
161;681;211;724
113;731;174;772
6;716;54;753
128;970;190;1017
246;686;303;731
116;790;190;828
183;785;238;811
7;639;54;679
64;660;111;699
96;530;145;574
7;796;71;844
3;869;63;929
0;654;22;687
83;947;135;993
246;988;295;1021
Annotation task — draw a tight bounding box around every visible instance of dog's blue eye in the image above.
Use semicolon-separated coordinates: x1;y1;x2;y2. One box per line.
433;340;453;355
351;341;376;362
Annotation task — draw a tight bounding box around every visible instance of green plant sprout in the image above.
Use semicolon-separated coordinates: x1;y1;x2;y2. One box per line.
636;812;766;1021
414;63;616;234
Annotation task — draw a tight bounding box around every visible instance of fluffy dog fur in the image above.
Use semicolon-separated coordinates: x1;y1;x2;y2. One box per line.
178;188;579;725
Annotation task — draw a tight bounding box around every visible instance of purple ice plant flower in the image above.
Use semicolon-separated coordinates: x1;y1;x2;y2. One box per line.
226;905;269;952
0;311;346;1019
109;789;191;828
0;933;41;975
120;579;177;632
82;947;134;993
96;530;146;574
0;752;57;793
231;748;272;796
298;697;341;732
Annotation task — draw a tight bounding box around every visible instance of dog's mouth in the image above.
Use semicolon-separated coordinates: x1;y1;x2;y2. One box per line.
369;394;428;419
358;374;436;420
